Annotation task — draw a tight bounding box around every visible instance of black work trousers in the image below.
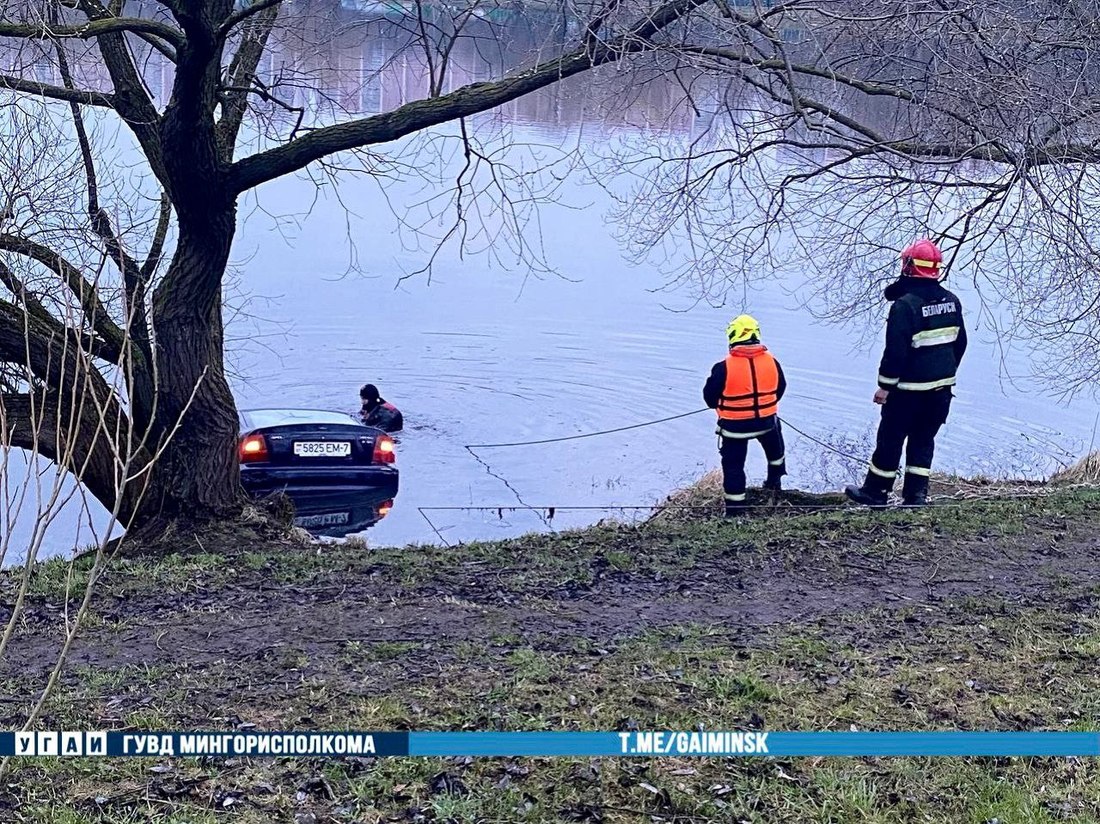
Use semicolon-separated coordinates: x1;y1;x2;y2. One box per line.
866;388;952;495
719;418;786;502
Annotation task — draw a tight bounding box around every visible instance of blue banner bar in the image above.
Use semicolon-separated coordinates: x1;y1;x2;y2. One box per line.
3;730;1098;758
409;731;1100;758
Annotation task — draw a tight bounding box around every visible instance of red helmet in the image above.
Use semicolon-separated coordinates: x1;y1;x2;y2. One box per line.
899;239;943;278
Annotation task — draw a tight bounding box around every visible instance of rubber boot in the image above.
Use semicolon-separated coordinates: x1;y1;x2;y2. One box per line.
901;472;929;507
762;463;785;492
844;470;892;507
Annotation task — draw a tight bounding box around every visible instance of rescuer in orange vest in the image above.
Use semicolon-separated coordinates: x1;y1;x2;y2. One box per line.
703;315;787;515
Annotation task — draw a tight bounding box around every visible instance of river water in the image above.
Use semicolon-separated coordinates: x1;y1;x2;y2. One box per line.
223;147;1096;548
4;8;1098;559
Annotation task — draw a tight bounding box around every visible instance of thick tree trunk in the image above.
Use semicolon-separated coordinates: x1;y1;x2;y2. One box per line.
121;12;245;534
134;204;245;530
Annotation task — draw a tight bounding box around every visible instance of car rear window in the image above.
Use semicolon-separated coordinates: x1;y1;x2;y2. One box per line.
241;409;363;429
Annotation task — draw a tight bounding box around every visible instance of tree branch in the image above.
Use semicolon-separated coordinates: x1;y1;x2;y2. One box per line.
133;30;178;63
228;0;710;193
217;0;286;39
0;17;185;49
0;262;122;363
1;389;146;526
74;0;166;182
216;3;281;159
0;234;127;359
0;260;60;336
0;74;114;107
140;192;171;281
61;43;152;357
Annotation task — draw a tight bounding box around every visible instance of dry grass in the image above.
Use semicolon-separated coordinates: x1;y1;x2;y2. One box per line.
647;469;849;524
648;468;724;521
1050;451;1100;486
647;468;1044;522
927;473;1046;498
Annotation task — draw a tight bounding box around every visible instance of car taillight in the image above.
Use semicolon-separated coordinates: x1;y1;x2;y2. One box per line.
378;499;394;517
372;435;395;464
238;434;269;463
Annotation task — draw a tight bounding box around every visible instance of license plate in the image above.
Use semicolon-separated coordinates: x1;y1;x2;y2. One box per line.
295;512;351;528
293;441;351;457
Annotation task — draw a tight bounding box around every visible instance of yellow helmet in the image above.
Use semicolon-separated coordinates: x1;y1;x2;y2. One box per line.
726;314;761;345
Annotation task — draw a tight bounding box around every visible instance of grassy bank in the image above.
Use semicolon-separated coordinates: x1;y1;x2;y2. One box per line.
3;484;1100;822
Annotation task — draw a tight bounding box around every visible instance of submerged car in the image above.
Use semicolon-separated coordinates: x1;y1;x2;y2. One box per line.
237;408;399;496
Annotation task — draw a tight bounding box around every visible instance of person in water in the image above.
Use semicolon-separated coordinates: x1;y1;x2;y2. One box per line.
359;384;404;432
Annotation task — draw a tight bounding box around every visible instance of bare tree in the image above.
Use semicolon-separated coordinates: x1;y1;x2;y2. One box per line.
7;0;1098;544
0;0;725;540
606;0;1100;388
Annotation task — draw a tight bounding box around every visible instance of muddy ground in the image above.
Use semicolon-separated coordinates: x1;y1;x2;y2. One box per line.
4;508;1098;683
3;489;1100;822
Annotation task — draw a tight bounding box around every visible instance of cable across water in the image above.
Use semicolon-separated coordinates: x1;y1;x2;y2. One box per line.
465;407;865;464
465;408;712;449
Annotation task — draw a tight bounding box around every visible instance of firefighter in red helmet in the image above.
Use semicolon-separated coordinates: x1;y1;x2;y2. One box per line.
845;239;967;507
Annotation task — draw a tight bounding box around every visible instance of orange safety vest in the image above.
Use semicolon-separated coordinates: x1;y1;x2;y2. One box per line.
717;348;780;421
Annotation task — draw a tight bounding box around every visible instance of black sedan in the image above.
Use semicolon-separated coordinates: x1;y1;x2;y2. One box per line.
238;408;399;497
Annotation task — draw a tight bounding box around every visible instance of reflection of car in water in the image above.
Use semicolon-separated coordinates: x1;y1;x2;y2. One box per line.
288;487;395;538
237;409;399;536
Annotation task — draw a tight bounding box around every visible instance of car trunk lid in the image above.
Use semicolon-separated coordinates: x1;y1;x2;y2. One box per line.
252;423;379;467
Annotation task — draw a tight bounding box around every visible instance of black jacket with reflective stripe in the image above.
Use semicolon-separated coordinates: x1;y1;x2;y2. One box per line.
877;278;967;392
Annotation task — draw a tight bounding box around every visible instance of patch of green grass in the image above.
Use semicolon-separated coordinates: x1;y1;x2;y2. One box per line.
241;551;271;570
507;648;555;682
13;550;229;602
123;706;172;730
706;671;774;704
604;550;634;570
23;553;97;599
72;664;168;694
14;488;1098;606
367;641;419;661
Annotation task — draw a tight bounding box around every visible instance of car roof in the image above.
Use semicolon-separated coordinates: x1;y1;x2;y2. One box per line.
239;408;365;429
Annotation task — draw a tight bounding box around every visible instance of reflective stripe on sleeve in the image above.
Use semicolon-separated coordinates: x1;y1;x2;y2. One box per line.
911;327;960;348
896;377;956;391
768;456;785;465
878;374;899;386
